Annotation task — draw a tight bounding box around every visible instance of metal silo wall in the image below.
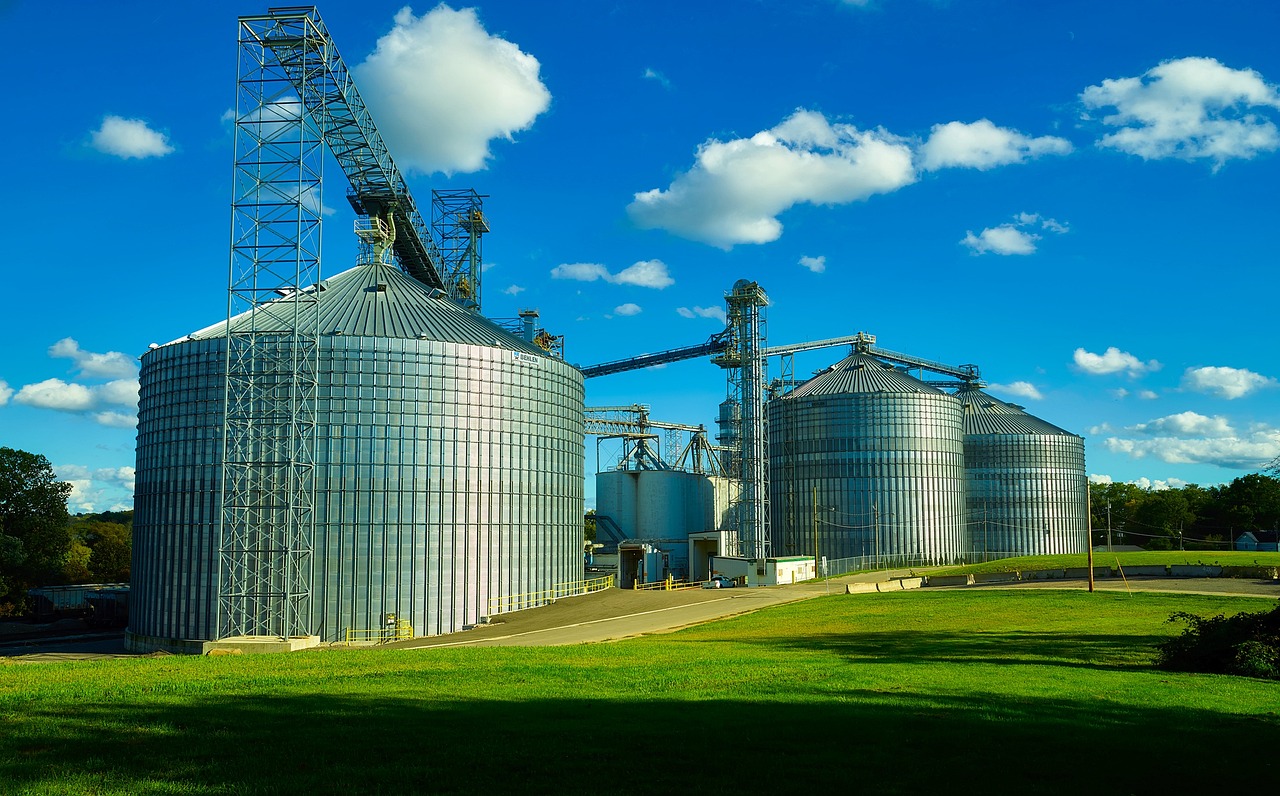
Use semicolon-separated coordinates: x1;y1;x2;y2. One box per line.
963;434;1088;555
768;392;969;566
130;336;584;648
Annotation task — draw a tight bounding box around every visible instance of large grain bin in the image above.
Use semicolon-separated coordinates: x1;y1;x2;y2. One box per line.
954;385;1087;556
768;349;968;565
128;260;584;652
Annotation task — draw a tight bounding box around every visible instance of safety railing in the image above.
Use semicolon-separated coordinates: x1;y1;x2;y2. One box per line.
343;618;415;646
487;574;616;616
632;575;705;591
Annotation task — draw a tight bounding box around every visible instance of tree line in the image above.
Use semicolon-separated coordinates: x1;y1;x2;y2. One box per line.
1089;473;1280;550
0;447;133;615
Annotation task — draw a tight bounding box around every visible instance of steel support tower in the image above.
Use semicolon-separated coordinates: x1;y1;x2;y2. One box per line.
432;189;489;313
219;10;326;639
712;280;770;564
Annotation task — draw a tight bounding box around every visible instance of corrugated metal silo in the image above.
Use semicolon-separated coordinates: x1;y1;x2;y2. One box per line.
596;469;716;540
954;385;1088;555
128;261;584;651
768;349;968;565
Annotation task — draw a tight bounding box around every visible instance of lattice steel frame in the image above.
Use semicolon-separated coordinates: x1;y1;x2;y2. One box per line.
217;12;325;640
432;189;489;313
715;281;770;564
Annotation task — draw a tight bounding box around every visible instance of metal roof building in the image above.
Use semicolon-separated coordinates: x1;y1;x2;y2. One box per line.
768;349;968;566
954;385;1087;556
128;260;584;652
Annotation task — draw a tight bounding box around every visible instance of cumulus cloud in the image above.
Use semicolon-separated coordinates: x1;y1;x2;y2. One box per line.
676;305;728;324
798;255;827;273
0;380;11;406
1111;389;1130;400
49;338;137;379
354;5;551;175
89;115;174;159
1081;56;1280;167
15;379;94;411
1182;365;1276;400
614;303;643;316
93;411;139;429
919;119;1072;171
1089;474;1113;484
54;464;136;513
628;109;916;247
502;284;525;296
550;259;674;288
961;212;1068;256
987;381;1043;401
1129;477;1188;491
1103;412;1280;470
1073;346;1161;378
1138;390;1160;400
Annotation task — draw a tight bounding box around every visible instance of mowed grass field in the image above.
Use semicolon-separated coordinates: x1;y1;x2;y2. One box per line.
2;590;1279;795
931;549;1280;575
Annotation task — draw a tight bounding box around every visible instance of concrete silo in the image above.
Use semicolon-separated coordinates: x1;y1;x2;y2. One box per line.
128;260;584;652
954;385;1088;556
767;347;968;566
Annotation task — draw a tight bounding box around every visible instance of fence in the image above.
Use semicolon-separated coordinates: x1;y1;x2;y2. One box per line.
343;617;415;646
632;575;705;592
487;574;616;616
822;551;1028;579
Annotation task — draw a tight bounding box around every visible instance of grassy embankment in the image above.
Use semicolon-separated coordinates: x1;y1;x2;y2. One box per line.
927;549;1280;576
2;590;1278;794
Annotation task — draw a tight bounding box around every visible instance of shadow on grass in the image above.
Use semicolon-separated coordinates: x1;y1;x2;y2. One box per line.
2;687;1277;795
733;629;1169;671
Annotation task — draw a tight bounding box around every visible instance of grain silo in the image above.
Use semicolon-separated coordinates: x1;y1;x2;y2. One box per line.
767;347;968;566
954;385;1087;556
128;260;584;652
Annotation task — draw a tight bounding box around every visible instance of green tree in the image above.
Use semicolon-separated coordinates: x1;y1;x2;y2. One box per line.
1131;489;1195;550
0;447;73;611
1088;481;1148;545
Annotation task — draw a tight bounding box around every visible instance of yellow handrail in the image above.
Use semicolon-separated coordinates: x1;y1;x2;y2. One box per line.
487;574;615;615
343;618;415;646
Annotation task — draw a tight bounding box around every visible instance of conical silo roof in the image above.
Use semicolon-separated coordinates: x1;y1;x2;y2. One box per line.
785;351;947;398
954;386;1077;436
178;262;548;355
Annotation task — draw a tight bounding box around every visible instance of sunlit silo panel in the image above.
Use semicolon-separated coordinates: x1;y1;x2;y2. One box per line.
128;262;584;652
768;350;968;565
955;385;1087;556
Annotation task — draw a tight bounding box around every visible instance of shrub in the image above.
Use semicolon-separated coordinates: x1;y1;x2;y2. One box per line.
1157;605;1280;680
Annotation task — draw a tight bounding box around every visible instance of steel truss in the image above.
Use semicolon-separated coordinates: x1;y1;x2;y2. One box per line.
218;11;326;640
713;281;770;564
432;189;489;313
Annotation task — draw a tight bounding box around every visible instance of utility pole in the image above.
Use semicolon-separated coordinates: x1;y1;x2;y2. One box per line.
1086;482;1095;593
812;485;819;581
1106;502;1112;552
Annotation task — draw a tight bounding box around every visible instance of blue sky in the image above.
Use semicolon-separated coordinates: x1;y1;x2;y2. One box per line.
0;0;1277;512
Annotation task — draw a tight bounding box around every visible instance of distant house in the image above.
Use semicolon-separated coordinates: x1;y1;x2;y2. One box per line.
1235;530;1280;552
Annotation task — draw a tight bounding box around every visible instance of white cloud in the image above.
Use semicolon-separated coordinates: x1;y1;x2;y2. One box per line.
987;381;1043;401
503;284;525;296
0;380;11;406
643;68;671;89
48;338;137;379
961;225;1038;255
1129;477;1188;492
961;212;1068;256
919;119;1072;171
628;109;916;247
676;305;728;324
1081;56;1280;167
1181;365;1276;400
1103;412;1280;470
54;464;136;513
1138;390;1159;400
1089;474;1113;484
1111;388;1130;400
550;259;673;289
614;303;643;316
798;255;827;273
1073;346;1161;377
1125;411;1234;438
354;5;551;175
15;379;94;411
89;115;174;159
93;411;138;429
95;379;139;409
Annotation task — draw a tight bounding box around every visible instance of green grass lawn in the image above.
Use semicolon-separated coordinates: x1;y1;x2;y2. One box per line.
2;590;1278;794
928;549;1280;576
